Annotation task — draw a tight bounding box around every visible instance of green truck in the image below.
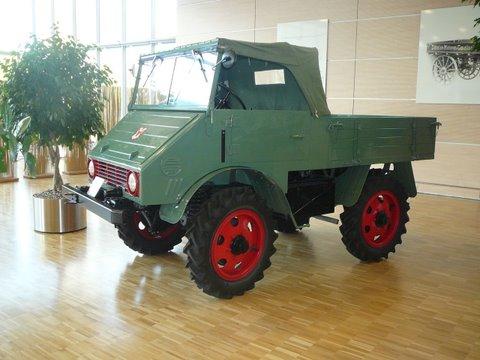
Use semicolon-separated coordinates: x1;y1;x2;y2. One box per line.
65;38;439;298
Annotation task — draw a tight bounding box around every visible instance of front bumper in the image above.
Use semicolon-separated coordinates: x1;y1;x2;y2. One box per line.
62;184;125;225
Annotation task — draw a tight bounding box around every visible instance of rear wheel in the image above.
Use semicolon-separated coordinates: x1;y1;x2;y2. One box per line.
184;187;277;298
117;210;184;255
340;171;409;261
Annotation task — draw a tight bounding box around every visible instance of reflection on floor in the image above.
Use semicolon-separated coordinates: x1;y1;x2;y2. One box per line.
0;174;479;359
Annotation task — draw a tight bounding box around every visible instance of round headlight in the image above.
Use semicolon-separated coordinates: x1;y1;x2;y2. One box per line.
88;159;95;178
127;172;138;195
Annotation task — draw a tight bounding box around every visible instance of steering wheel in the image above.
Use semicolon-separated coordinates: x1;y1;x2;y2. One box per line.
215;82;247;110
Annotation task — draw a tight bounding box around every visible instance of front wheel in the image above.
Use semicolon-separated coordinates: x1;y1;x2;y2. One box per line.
184;187;277;298
340;171;410;261
117;210;185;255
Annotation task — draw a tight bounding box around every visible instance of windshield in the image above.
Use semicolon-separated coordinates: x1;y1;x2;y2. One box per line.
133;51;217;109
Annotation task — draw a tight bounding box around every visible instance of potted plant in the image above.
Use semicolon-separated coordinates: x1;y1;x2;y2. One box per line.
0;89;19;182
0;29;112;233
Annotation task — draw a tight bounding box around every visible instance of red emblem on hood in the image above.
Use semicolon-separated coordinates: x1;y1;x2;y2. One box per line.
131;127;147;140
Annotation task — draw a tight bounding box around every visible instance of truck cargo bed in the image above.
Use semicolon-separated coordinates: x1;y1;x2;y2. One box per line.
324;114;439;167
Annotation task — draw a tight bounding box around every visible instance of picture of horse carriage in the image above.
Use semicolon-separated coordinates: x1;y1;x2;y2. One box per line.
427;39;480;83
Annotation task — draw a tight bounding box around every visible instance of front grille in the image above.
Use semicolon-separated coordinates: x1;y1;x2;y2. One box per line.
93;160;128;188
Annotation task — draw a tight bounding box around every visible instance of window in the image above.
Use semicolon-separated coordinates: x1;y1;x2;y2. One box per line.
134;51;216;109
155;0;176;38
54;0;74;36
218;56;309;111
100;48;122;85
254;69;285;85
0;0;32;51
35;0;53;39
100;0;122;44
76;0;97;44
126;45;152;102
86;50;98;65
126;0;150;42
0;0;177;117
126;46;152;89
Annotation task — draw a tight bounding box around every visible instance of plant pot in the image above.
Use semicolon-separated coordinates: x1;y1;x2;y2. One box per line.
63;143;88;175
33;192;86;233
24;145;53;179
0;145;18;183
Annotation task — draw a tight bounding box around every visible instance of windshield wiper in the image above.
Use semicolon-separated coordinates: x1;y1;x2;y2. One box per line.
142;55;162;88
166;57;178;105
193;50;208;82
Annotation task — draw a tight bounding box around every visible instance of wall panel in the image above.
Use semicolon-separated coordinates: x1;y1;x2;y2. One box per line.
416;182;479;199
254;28;276;43
354;59;418;99
413;143;480;195
176;30;254;45
177;0;255;37
416;105;480;144
358;0;463;18
256;0;357;28
326;61;355;98
327;99;354;114
356;16;420;58
328;22;356;60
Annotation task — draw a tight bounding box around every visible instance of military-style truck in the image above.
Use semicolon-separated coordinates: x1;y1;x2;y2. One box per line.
65;38;439;298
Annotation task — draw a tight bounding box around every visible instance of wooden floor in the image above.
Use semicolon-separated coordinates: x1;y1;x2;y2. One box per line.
0;174;479;359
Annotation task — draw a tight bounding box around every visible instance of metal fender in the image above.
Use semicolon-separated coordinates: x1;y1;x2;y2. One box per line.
159;167;296;225
335;165;370;207
335;162;417;207
391;161;417;198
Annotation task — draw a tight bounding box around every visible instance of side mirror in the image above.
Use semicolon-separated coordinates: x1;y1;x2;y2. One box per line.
221;50;236;69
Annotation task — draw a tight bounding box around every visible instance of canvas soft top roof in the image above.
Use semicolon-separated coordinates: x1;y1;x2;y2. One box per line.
217;38;329;116
141;38;330;116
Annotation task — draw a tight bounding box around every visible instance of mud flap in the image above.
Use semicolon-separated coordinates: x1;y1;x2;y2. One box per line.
391;161;417;198
334;165;370;207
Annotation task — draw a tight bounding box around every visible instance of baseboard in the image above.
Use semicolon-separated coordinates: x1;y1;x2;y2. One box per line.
24;173;54;179
417;182;479;200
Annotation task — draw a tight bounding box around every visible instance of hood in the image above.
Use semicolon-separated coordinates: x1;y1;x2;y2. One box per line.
89;110;201;168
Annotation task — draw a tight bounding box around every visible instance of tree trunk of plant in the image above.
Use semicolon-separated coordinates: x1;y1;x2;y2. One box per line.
48;145;63;193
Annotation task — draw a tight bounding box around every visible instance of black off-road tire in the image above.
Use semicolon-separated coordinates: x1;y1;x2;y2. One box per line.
340;171;410;261
184;187;277;299
117;210;185;255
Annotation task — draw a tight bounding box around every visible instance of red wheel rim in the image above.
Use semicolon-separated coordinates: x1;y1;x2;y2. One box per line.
361;190;401;248
132;212;179;241
210;209;266;281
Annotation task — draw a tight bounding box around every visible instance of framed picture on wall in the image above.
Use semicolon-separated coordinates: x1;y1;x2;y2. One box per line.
277;19;328;93
416;5;480;104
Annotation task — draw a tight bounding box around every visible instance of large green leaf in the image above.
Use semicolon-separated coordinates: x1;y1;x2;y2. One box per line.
13;116;31;138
